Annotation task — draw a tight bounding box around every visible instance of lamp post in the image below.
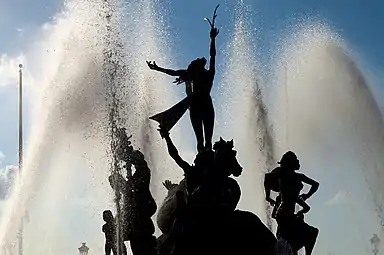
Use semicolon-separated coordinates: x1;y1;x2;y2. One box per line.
18;63;23;255
78;243;89;255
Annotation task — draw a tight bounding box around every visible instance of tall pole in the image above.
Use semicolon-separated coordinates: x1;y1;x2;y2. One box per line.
18;63;23;255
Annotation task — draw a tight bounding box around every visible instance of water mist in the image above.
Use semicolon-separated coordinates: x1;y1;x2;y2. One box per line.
0;0;184;253
0;1;121;253
217;2;275;227
117;0;187;205
272;23;384;253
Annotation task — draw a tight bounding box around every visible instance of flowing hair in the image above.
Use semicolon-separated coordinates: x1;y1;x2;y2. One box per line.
173;57;207;85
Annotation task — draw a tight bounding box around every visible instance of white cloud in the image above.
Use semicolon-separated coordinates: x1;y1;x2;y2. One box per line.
326;190;352;205
0;165;18;200
0;53;37;106
0;151;4;165
16;28;24;37
0;54;25;87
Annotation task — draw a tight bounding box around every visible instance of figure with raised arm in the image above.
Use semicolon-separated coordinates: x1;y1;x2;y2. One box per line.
264;151;320;255
156;128;277;255
147;5;220;153
160;127;214;197
108;127;157;255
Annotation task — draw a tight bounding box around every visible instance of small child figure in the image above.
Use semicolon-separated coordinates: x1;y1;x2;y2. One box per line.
102;210;127;255
103;210;117;255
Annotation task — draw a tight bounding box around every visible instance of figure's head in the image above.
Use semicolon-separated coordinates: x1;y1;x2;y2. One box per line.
278;151;300;171
115;127;133;161
193;149;214;168
103;210;114;222
187;57;207;75
213;137;243;177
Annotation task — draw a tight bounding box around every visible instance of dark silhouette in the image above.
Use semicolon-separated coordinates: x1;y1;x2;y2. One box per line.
108;127;157;255
125;151;157;255
101;5;294;255
160;127;214;195
147;5;220;153
155;127;276;255
158;126;242;207
102;210;127;255
106;129;278;255
156;180;181;235
265;151;319;255
265;165;310;218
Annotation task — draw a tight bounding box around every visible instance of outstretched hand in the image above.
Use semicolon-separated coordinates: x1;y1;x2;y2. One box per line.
157;126;169;139
173;77;184;85
210;27;219;38
146;61;159;70
163;180;178;190
205;4;220;38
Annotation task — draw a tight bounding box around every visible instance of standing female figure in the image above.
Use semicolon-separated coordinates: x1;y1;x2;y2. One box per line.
147;6;219;153
265;151;319;255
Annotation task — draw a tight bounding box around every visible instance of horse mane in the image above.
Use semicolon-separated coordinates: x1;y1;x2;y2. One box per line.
213;137;234;151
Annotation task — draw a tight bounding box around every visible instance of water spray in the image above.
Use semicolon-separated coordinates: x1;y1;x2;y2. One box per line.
102;1;126;253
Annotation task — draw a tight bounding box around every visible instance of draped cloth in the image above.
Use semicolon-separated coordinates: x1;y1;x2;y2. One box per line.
149;97;190;132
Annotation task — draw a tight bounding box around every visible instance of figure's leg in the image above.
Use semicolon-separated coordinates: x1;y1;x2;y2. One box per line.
120;242;128;255
304;226;319;255
129;162;158;255
202;98;215;151
111;243;118;255
105;243;111;255
189;107;204;152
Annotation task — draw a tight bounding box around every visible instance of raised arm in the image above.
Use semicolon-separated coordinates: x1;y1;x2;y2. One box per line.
209;29;218;74
264;172;277;205
206;5;220;74
146;61;186;76
160;130;191;172
264;184;275;206
296;198;311;215
265;190;276;206
298;173;319;201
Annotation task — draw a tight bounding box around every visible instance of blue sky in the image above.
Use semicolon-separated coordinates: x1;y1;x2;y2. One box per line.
168;0;384;68
1;0;384;254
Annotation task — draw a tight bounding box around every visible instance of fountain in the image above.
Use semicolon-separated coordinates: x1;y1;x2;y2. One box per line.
0;0;383;254
216;1;276;229
0;0;182;253
271;23;384;253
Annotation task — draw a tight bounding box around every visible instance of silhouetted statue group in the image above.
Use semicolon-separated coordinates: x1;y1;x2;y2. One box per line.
103;5;319;255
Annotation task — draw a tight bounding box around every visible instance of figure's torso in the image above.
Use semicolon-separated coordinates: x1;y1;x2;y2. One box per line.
103;222;117;241
189;70;214;97
280;172;303;199
278;172;303;215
